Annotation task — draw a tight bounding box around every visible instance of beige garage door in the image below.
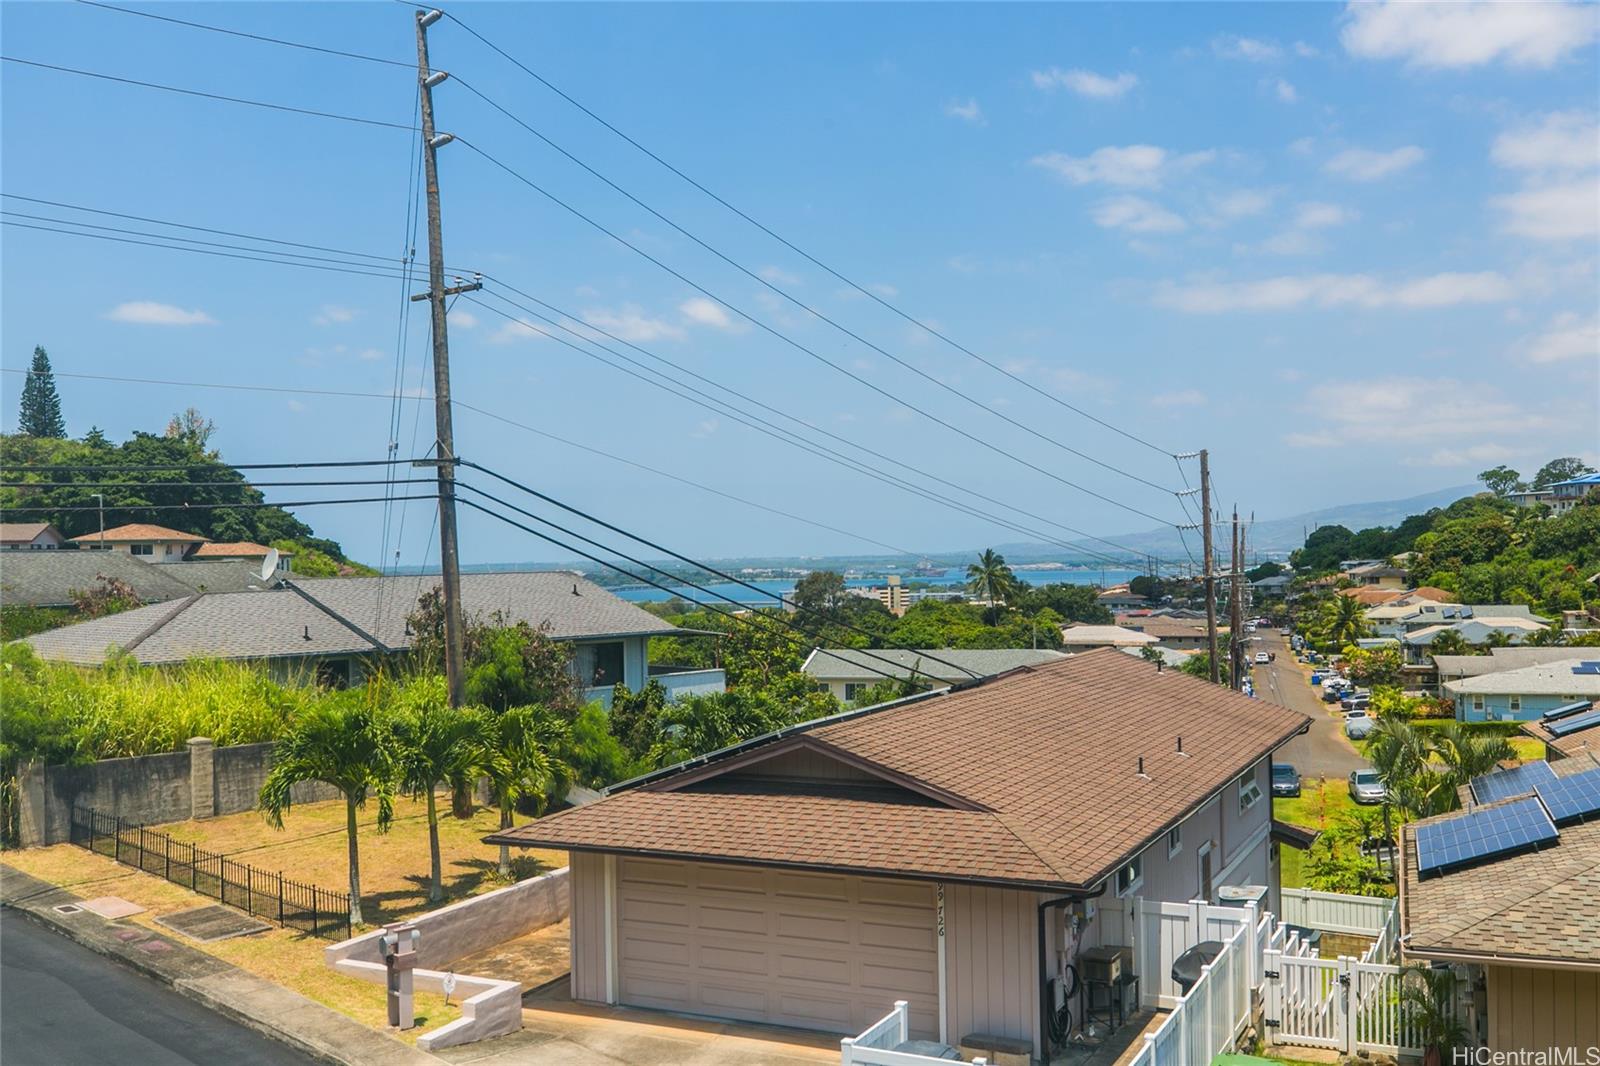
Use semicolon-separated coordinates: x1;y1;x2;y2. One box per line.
616;858;939;1037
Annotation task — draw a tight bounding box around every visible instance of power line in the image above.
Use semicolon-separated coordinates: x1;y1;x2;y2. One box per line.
453;490;958;686
2;459;418;471
465;291;1153;567
457;462;982;677
0;56;416;130
432;4;1182;460
1;495;437;513
73;0;414;68
0;478;436;490
451;137;1183;528
446;75;1177;497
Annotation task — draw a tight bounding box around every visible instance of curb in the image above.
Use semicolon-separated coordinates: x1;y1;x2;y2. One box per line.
1;863;439;1066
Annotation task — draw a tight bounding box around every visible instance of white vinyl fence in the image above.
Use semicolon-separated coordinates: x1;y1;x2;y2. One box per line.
1279;887;1395;936
840;1001;987;1066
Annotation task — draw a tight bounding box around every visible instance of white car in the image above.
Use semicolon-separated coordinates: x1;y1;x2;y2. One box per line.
1254;652;1270;664
1345;710;1374;739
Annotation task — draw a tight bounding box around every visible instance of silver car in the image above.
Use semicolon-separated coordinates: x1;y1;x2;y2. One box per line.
1348;768;1386;804
1344;710;1374;739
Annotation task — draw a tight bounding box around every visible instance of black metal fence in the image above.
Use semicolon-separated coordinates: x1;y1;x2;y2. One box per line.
69;806;352;941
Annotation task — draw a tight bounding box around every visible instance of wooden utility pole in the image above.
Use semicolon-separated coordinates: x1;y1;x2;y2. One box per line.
1200;449;1218;683
1230;507;1243;689
414;9;480;708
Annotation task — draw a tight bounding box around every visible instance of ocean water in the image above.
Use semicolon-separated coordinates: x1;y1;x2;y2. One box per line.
607;567;1142;605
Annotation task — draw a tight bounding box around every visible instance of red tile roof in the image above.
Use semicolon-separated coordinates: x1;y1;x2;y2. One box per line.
68;523;207;544
491;649;1309;890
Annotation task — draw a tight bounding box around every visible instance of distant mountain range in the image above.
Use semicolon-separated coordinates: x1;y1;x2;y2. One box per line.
992;483;1478;563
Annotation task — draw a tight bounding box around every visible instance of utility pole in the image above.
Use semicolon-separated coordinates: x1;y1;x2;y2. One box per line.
1199;449;1219;683
413;9;481;708
1230;507;1243;690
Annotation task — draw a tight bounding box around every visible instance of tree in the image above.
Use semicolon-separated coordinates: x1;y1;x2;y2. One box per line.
18;347;65;439
965;549;1020;617
391;679;494;902
1425;628;1476;658
1476;465;1523;497
1311;594;1370;650
1344;645;1402;687
259;693;395;926
1180;651;1230;686
484;705;566;876
165;407;216;452
791;570;850;623
1530;457;1596;491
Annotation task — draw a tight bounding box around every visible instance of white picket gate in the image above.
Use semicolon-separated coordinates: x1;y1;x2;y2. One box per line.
1268;952;1347;1050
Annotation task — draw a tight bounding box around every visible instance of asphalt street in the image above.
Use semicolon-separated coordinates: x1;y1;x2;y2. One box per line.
1247;629;1368;782
0;908;314;1066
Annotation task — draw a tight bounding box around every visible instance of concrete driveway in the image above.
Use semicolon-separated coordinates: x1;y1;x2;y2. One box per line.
1247;630;1367;780
434;983;839;1066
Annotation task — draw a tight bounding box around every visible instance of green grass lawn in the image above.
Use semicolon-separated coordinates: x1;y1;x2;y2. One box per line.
1273;777;1361;889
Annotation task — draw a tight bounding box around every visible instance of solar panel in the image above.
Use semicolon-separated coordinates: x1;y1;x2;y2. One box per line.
1534;766;1600;825
1414;796;1559;878
1546;708;1600;738
1571;661;1600;676
1544;700;1596;723
1471;761;1558;804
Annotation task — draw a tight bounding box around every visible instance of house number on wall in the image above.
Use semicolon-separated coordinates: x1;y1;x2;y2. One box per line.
936;883;945;937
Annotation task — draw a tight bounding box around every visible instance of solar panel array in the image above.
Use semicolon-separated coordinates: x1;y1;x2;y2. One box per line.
1547;708;1600;738
1533;766;1600;825
1544;700;1595;723
1414;796;1559;878
1471;761;1558;804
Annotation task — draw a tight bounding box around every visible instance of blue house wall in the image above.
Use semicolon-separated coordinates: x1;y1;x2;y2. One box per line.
1455;692;1585;722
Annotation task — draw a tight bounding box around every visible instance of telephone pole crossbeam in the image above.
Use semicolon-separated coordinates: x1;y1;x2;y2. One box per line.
415;9;467;708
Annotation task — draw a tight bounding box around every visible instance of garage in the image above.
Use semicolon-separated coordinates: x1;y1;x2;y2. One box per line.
614;857;940;1037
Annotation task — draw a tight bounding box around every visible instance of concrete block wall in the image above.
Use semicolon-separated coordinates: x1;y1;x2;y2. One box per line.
18;739;341;846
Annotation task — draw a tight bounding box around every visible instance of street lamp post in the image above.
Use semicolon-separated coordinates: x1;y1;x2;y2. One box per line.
91;493;105;549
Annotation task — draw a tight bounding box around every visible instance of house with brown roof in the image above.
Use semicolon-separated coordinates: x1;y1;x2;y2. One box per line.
1399;754;1600;1053
189;541;293;572
68;522;207;563
0;521;66;550
490;650;1308;1058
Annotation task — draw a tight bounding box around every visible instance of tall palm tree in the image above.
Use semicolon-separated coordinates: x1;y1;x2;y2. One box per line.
1321;593;1371;649
1524;622;1568;647
259;692;394;926
1426;628;1472;658
1430;722;1514;787
966;549;1019;615
393;680;494;902
485;706;568;877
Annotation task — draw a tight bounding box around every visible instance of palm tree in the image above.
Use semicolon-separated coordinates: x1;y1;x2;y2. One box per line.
485;706;568;877
1399;966;1469;1066
1524;622;1567;647
1430;722;1514;788
966;549;1020;616
1321;594;1370;649
1426;628;1472;658
259;692;395;926
393;680;494;902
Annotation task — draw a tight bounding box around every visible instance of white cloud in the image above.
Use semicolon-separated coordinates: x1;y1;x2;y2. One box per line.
679;296;739;331
312;304;358;326
488;317;545;344
1154;270;1515;313
1291;377;1551;453
1522;311;1600;363
1284;430;1340;448
944;98;985;123
1214;35;1282;61
870;282;899;298
1272;78;1299;103
106;301;215;326
1031;67;1139;99
1492;111;1600;174
1031;145;1215;188
1404;444;1521;468
448;308;478;329
1210;189;1274;222
356;347;385;361
1093;196;1187;234
1324;145;1426;181
1288;136;1317;156
1295;201;1359;229
581;305;685;343
286;399;307;414
759;265;800;285
1151;389;1207;408
1493;179;1600;241
1293;41;1321;58
1341;0;1598;70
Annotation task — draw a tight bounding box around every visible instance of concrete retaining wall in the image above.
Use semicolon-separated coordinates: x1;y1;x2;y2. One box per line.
18;738;340;846
324;865;570;1050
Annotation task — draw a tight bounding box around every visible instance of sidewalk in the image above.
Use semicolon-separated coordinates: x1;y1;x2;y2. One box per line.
1;863;440;1066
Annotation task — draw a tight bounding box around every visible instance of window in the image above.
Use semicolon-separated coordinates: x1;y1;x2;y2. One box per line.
315;659;351;690
1115;857;1143;897
1238;768;1262;813
1509;695;1521;714
129;544;153;556
843;682;870;702
1167;825;1182;858
1472;694;1485;713
582;641;625;687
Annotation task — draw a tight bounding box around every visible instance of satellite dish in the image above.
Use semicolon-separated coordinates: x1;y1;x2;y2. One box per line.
260;548;281;582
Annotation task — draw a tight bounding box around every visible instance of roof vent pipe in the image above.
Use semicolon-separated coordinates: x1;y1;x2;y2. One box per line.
1177;736;1183;754
302;625;311;641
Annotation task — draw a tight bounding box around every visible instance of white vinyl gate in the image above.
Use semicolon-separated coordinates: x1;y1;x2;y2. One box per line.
1269;953;1346;1050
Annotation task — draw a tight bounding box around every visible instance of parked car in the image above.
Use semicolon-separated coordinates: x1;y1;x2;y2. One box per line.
1271;763;1302;798
1345;712;1375;741
1254;652;1270;665
1340;691;1370;710
1280;627;1292;636
1348;767;1385;803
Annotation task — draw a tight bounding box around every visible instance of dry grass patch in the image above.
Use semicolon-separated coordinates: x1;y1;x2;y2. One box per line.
4;844;460;1043
153;793;567;924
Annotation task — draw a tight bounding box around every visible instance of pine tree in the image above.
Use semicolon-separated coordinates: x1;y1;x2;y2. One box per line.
18;346;65;438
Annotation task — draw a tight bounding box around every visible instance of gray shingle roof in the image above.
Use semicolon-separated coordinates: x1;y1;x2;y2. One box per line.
18;570;681;666
1433;648;1596;681
801;647;1070;683
0;552;274;608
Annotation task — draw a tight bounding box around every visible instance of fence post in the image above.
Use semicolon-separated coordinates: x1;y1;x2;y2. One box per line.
190;842;197;891
1339;955;1354;1055
278;872;285;926
895;1000;909;1044
311;886;320;939
839;1037;854;1065
1263;946;1281;1045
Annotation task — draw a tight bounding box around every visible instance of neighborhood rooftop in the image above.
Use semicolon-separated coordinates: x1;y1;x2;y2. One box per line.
800;646;1069;683
67;523;208;543
0;550;276;608
1443;660;1600;698
488;648;1309;891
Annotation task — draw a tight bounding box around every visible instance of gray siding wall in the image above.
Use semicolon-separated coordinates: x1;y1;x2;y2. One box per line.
569;851;610;1003
944;883;1041;1057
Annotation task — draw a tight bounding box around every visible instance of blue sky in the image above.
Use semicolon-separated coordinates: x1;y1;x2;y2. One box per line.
3;1;1597;568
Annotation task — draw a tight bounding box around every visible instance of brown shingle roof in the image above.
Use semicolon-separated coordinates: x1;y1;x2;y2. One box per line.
68;523;207;544
491;649;1309;890
1400;755;1600;966
190;541;275;558
1339;587;1405;606
0;522;56;541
